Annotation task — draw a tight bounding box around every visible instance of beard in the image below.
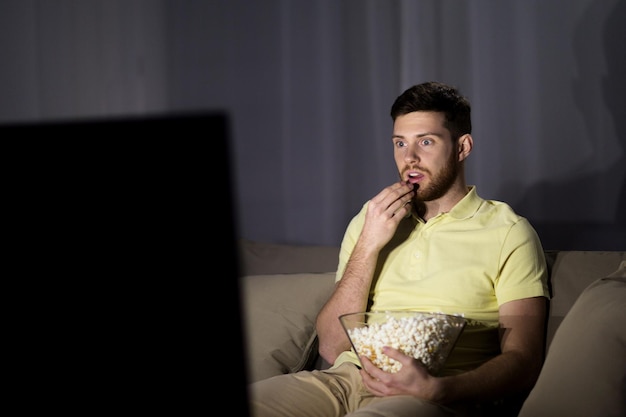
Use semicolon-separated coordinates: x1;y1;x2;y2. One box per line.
412;151;460;202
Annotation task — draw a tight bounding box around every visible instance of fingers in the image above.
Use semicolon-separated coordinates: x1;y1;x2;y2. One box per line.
359;182;415;249
360;355;384;379
371;182;415;218
359;355;390;387
382;346;413;366
382;346;430;379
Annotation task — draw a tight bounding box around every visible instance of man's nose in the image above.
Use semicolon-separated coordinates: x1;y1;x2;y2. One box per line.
404;144;420;163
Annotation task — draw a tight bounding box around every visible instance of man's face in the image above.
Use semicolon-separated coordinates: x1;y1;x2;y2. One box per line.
392;111;459;202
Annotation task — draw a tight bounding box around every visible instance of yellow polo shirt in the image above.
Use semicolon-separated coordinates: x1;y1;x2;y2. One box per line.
334;186;550;374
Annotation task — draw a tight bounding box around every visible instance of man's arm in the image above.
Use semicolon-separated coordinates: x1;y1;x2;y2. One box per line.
315;181;415;364
436;296;547;402
359;296;547;403
315;241;379;364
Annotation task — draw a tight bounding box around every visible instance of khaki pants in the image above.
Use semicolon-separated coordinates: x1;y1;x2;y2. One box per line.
249;363;458;417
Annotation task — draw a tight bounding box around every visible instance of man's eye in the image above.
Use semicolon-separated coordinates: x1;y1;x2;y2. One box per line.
422;139;432;146
395;141;406;148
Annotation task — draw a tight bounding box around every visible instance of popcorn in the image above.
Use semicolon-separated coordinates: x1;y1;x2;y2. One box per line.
345;312;465;374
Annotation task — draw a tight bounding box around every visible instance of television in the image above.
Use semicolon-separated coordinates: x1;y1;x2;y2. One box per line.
1;112;250;413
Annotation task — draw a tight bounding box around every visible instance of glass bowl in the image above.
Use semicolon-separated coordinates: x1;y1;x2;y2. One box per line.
339;311;467;375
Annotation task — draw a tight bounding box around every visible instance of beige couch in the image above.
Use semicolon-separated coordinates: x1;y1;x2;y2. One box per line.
239;239;625;416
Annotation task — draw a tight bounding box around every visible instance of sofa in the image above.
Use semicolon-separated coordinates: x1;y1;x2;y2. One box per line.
239;239;625;416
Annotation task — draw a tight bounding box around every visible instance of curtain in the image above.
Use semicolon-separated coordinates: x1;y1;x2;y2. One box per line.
0;0;624;249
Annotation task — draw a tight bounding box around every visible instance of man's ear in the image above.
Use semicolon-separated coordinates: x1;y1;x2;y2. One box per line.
458;134;473;161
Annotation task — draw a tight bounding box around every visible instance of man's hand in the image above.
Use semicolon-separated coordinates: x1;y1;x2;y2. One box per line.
359;181;415;251
359;346;443;401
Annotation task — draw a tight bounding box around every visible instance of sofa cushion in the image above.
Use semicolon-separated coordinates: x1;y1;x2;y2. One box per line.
545;251;626;348
238;239;340;276
241;271;336;383
518;261;626;417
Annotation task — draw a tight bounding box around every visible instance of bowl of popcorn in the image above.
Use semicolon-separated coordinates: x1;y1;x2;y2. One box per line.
339;311;467;375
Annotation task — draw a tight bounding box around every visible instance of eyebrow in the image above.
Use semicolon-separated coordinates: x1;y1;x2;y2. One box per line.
392;131;445;139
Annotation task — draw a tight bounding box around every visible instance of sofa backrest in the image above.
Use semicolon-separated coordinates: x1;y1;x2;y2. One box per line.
239;240;626;352
238;239;341;276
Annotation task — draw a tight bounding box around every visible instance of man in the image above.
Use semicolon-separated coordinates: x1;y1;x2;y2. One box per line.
250;81;550;416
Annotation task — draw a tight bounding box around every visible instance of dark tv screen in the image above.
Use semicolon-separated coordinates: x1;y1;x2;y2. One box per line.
1;112;250;414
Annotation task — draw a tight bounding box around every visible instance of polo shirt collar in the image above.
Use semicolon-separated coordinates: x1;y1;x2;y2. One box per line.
446;186;482;220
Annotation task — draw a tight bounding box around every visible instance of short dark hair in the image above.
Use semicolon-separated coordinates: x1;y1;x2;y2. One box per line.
390;81;472;140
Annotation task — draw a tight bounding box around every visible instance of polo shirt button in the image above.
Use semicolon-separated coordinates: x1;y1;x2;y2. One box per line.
414;252;420;259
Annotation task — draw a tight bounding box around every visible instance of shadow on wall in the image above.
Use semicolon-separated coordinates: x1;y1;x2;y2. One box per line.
512;0;626;251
